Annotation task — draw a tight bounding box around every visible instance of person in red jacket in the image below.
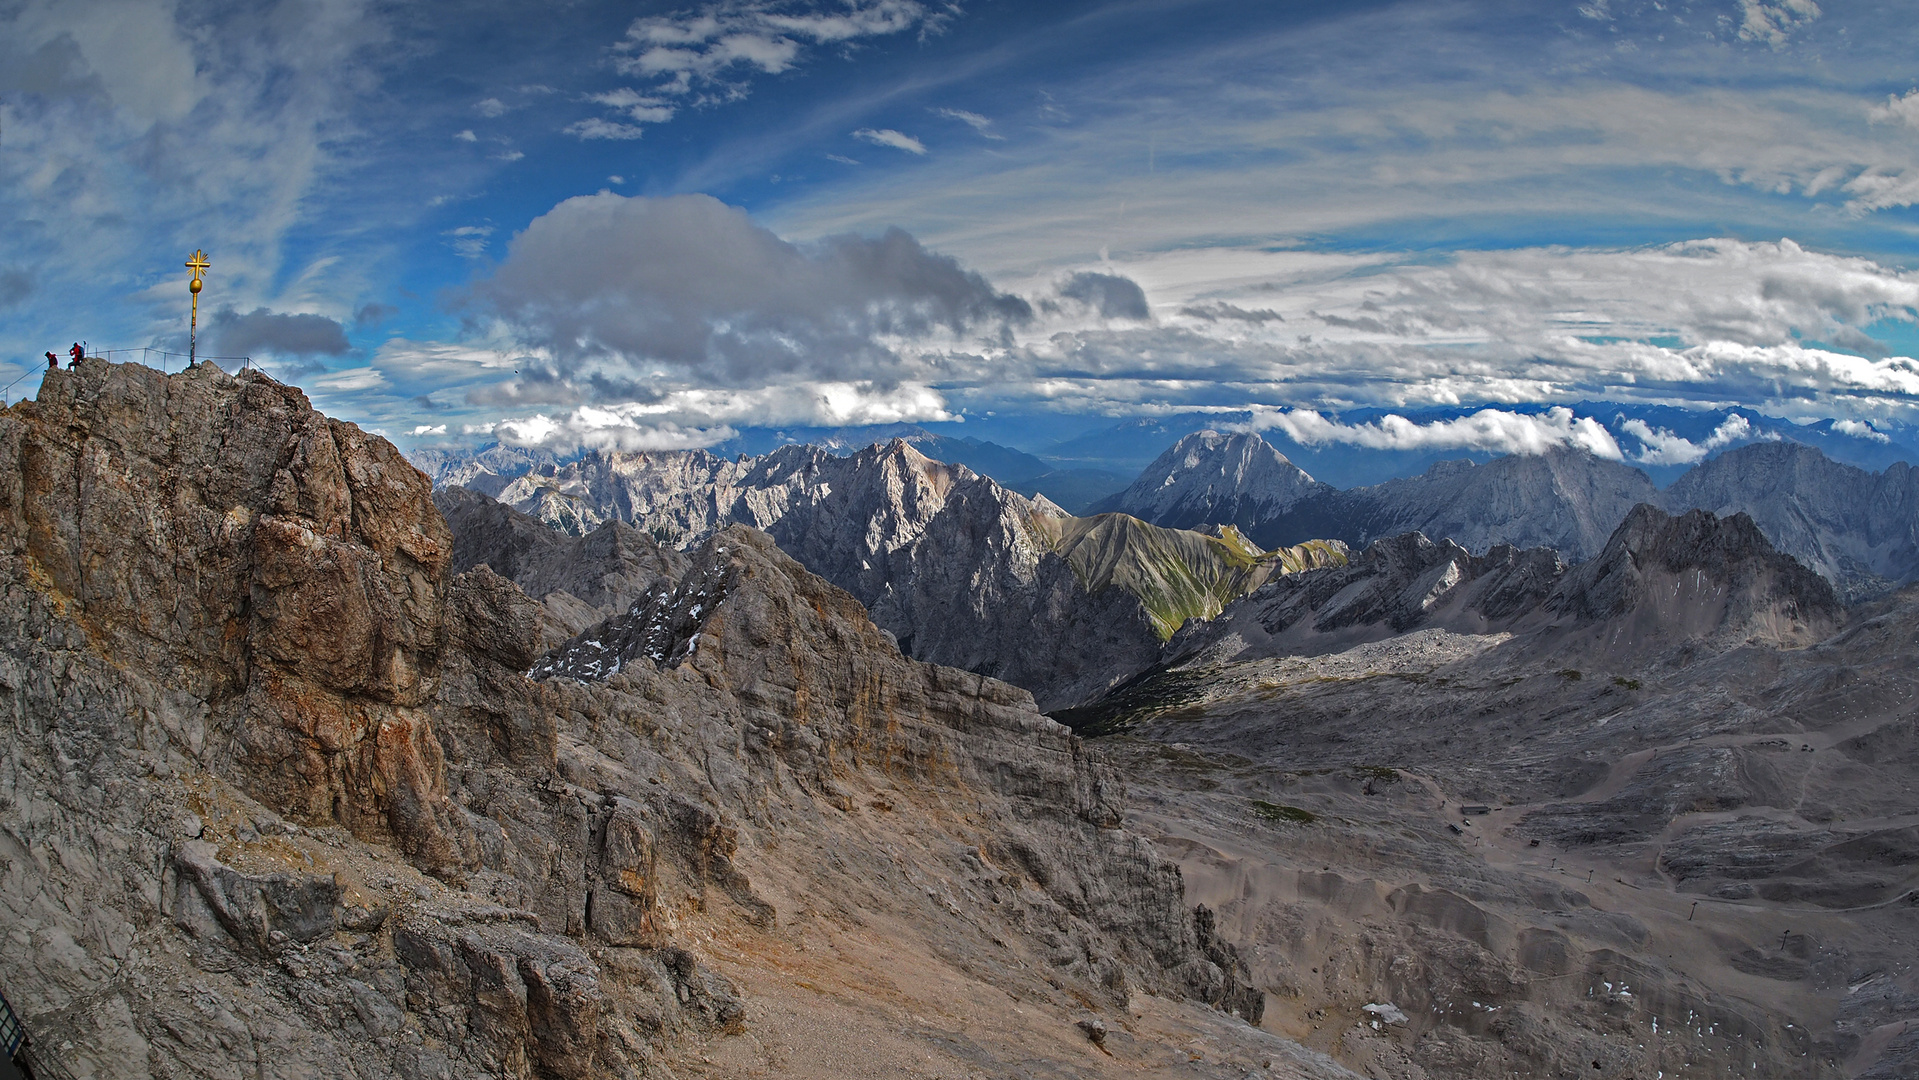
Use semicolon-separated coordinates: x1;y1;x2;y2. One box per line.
45;352;56;370
67;343;82;368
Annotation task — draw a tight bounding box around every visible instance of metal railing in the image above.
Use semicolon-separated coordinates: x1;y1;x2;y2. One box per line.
95;347;254;374
0;987;79;1080
0;988;22;1060
3;348;255;407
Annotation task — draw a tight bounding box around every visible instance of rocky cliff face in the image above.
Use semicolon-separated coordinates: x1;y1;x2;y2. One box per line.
1106;430;1919;606
0;361;1333;1080
1152;504;1836;677
1543;504;1842;657
1108;435;1658;560
1092;430;1330;534
433;485;686;643
1316;447;1660;562
1659;440;1919;603
447;441;1335;710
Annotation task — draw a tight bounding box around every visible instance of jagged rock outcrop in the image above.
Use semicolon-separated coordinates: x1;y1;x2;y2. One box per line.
0;358;474;873
1659;440;1919;603
442;443;1337;709
1304;447;1660;562
1106;430;1919;606
1160;534;1567;668
1158;504;1837;673
0;360;1304;1080
1109;434;1658;560
1542;504;1842;655
1091;430;1330;534
434;485;686;642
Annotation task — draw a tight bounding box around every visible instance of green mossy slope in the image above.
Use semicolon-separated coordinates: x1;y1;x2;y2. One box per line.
1035;513;1346;639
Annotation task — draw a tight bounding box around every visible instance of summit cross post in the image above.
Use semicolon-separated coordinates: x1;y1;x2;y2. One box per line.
185;249;210;368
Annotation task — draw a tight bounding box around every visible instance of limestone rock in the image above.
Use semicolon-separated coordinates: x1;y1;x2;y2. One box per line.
0;360;1298;1080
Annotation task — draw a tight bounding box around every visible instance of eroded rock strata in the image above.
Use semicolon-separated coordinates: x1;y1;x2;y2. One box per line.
0;361;1331;1080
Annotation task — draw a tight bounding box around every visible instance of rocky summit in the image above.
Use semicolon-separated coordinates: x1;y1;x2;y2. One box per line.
0;360;1344;1080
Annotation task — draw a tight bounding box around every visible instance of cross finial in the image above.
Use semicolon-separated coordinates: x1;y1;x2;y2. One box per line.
186;249;210;285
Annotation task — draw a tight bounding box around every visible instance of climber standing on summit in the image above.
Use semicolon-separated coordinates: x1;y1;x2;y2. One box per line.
67;343;82;369
44;351;56;370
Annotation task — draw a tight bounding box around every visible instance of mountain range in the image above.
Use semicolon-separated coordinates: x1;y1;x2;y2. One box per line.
433;439;1345;710
410;401;1919;517
1104;430;1919;604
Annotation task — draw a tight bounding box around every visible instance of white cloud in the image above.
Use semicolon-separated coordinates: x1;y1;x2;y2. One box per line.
474;97;507;117
1870;90;1919;131
410;424;448;436
826;153;861;165
853;128;927;155
1618;413;1756;465
587;87;677;124
1737;0;1821;49
483;381;955;450
565;118;646;141
368;339;523;392
0;0;385;362
1241;406;1626;460
613;2;947;96
445;224;494;259
933;107;1002;139
1831;418;1892;442
453;129;477;142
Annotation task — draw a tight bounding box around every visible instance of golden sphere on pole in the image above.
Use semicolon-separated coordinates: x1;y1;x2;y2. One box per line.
190;278;202;294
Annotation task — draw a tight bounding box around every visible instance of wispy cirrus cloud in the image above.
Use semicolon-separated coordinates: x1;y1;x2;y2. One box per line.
853;127;926;154
614;1;950;95
933;107;1002;139
565;117;646;141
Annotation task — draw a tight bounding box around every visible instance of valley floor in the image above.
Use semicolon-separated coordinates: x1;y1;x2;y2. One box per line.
1083;616;1919;1080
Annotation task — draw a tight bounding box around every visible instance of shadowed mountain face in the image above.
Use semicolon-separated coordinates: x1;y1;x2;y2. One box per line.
0;361;1345;1080
1107;429;1919;603
1065;506;1902;1079
437;441;1346;710
1660;440;1919;603
1075;504;1839;727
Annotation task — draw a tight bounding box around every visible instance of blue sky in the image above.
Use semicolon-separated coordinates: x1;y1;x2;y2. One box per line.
5;0;1919;461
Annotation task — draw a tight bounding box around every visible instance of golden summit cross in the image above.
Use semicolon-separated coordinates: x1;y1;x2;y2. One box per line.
185;249;209;368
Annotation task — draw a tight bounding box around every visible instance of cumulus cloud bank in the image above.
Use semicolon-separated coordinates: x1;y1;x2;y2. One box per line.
1617;414;1758;466
1242;406;1626;460
472;193;1030;387
479;381;955;451
456;193;1034;447
209;308;351;358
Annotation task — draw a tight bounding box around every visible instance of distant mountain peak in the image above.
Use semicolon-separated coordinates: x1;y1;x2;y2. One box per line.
1095;429;1328;533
